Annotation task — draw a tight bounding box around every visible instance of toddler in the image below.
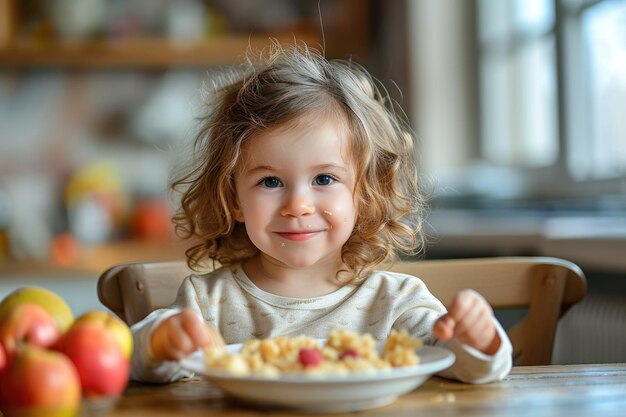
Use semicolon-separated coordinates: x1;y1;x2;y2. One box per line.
131;43;512;384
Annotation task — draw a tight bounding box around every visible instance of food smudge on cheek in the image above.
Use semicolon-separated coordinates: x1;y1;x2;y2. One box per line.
323;211;334;229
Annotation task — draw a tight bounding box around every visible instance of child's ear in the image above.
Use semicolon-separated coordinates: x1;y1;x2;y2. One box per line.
232;204;244;222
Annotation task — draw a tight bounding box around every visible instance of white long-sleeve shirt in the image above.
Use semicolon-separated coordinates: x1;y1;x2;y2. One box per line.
131;264;512;383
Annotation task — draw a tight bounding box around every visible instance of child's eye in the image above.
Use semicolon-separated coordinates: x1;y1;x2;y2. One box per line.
314;174;336;186
259;176;283;188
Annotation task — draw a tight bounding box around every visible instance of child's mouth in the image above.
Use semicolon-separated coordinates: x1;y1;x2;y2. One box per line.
276;231;322;241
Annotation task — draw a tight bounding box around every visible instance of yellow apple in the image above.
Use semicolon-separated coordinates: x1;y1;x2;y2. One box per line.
72;310;132;359
0;287;74;333
0;344;81;417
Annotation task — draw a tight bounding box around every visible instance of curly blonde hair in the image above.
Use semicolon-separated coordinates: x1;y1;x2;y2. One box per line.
171;42;428;282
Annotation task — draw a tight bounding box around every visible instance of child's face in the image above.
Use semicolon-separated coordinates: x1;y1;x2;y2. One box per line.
234;118;358;269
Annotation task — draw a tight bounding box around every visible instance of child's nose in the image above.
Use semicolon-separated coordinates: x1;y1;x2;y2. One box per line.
280;192;316;217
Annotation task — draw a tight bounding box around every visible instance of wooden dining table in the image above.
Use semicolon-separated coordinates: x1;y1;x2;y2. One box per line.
82;363;626;417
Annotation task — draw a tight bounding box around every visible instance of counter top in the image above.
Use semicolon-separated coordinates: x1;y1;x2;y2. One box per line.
427;209;626;272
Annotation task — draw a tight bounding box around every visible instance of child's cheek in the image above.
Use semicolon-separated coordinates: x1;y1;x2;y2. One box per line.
323;201;357;229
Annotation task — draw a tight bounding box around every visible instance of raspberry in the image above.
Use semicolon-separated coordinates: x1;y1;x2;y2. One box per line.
299;348;323;367
339;348;359;360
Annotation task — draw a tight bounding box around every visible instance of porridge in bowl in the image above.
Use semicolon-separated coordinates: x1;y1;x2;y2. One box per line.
204;328;423;378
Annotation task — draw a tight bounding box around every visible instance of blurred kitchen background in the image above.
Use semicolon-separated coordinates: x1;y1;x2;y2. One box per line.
1;0;625;363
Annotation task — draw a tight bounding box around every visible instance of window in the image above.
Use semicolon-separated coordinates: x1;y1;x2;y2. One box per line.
563;0;626;179
478;0;626;184
478;0;558;168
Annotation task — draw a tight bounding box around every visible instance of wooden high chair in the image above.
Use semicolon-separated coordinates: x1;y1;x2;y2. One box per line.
97;256;586;366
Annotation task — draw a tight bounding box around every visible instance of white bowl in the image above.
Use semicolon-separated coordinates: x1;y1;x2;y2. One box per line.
180;343;455;413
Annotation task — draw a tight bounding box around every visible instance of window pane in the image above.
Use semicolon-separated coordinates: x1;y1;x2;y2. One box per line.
479;0;514;42
514;0;554;34
479;0;558;168
481;55;514;164
582;1;626;178
481;39;558;166
515;38;559;165
480;0;553;40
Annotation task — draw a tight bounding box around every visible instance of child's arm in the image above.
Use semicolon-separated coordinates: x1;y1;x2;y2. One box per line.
130;274;226;383
432;289;500;355
151;308;225;361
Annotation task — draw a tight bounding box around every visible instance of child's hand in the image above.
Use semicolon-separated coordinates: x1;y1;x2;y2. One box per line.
150;308;224;361
433;289;500;355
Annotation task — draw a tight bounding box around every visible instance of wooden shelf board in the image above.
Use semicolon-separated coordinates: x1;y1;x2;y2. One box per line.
0;240;189;277
0;33;323;69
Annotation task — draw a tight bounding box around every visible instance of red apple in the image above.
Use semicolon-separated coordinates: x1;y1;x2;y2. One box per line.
72;310;133;359
56;321;130;397
0;302;61;356
0;344;81;417
0;342;6;372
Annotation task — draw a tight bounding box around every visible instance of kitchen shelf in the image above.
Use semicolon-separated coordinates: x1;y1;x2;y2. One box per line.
0;0;369;70
0;33;323;69
0;240;189;277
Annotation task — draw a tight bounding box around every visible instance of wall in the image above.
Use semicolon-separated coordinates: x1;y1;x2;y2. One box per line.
408;0;479;177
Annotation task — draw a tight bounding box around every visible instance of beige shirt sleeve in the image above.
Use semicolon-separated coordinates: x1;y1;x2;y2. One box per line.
436;320;512;384
130;273;212;382
387;272;513;383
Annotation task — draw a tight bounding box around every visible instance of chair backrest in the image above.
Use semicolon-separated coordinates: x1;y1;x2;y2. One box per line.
97;256;586;366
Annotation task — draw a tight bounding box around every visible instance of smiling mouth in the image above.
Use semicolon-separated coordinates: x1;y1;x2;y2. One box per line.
276;231;323;242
